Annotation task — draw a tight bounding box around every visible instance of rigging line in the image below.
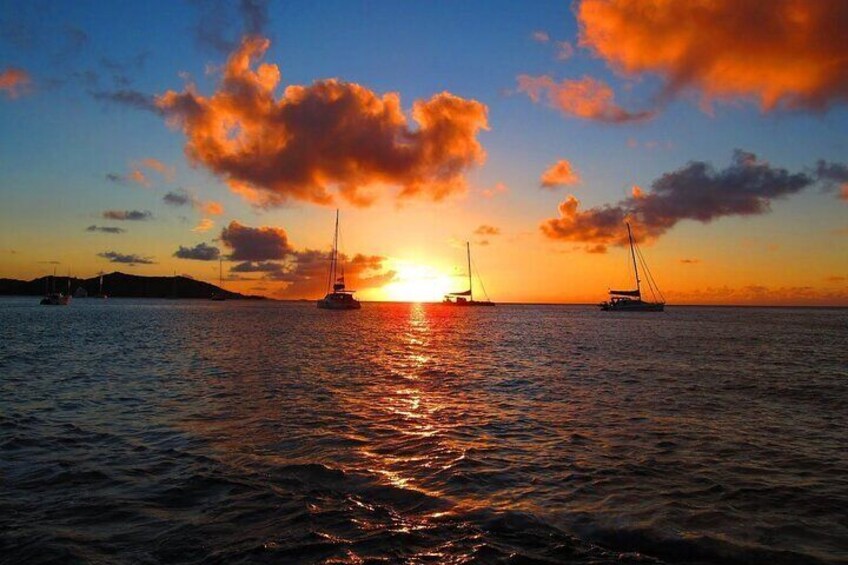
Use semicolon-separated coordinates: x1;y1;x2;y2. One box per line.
338;222;345;281
641;256;658;302
635;248;658;302
635;244;665;303
471;254;491;302
639;246;665;303
633;244;654;300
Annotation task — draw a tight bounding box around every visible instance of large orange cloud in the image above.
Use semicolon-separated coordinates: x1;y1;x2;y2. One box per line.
157;36;488;207
517;75;655;123
577;0;848;111
0;67;31;99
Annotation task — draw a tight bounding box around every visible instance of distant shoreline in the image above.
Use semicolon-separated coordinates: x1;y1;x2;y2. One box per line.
2;295;844;309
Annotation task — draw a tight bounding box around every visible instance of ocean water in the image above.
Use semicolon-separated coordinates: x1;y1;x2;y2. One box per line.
1;297;846;564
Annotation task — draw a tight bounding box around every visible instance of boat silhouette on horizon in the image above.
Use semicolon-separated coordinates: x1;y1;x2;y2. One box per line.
40;268;71;306
600;222;665;312
443;241;494;307
317;210;361;310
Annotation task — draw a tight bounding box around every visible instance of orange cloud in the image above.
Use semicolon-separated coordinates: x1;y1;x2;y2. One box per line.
517;74;655;123
0;67;31;99
138;158;176;182
127;169;149;186
577;0;848;112
200;200;224;215
474;224;500;236
107;158;174;187
157;36;488;207
192;218;214;233
540;159;580;188
272;250;396;298
541;150;820;248
481;182;508;199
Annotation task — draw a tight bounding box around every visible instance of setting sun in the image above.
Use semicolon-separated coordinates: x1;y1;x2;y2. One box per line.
379;261;457;302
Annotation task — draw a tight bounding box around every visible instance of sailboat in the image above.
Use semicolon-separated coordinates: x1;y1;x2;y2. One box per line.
211;258;226;301
443;242;495;306
40;268;71;305
92;272;108;299
600;222;665;312
317;210;361;310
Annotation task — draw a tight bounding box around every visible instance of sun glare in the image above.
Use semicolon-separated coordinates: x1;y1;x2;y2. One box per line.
380;261;457;303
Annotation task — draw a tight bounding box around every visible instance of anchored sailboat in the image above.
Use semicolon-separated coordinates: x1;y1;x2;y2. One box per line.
317;210;361;310
211;258;226;301
93;272;108;299
40;268;71;305
443;242;494;306
600;222;665;312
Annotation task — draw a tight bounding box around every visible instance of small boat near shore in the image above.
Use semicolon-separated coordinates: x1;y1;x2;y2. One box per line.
317;210;361;310
40;271;71;306
600;222;664;312
443;242;494;306
211;258;226;301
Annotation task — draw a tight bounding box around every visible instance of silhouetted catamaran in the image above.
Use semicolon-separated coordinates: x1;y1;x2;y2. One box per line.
443;242;494;306
317;210;361;310
600;222;665;312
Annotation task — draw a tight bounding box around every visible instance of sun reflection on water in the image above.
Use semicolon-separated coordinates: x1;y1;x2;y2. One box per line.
350;303;468;497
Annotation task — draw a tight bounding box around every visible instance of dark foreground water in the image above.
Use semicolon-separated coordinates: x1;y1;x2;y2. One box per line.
1;298;846;564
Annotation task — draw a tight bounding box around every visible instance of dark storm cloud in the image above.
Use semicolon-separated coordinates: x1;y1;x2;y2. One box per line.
97;251;155;265
542;150;823;250
230;260;283;273
173;242;220;261
220;220;293;261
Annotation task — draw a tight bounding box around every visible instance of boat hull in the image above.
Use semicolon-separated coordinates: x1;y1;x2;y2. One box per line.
317;294;361;310
442;300;495;307
600;300;664;312
40;294;71;306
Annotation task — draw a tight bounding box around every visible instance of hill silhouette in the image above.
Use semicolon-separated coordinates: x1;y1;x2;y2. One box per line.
0;272;264;300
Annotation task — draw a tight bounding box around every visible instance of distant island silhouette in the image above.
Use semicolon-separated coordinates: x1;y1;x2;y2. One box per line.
0;272;265;300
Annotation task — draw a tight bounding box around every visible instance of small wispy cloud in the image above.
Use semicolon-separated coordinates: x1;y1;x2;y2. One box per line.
86;225;126;234
173;242;220;261
97;251;155;265
102;210;152;221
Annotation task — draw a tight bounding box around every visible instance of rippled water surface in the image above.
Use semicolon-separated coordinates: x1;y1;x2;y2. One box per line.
1;298;846;564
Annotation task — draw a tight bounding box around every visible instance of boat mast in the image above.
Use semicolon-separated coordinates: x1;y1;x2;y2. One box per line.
219;257;223;288
467;241;472;301
327;210;339;293
626;221;641;296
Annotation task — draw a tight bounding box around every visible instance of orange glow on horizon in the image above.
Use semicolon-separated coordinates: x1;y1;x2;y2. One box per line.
377;261;457;303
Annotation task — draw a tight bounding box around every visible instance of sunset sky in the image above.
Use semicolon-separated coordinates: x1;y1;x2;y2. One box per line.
1;0;846;305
